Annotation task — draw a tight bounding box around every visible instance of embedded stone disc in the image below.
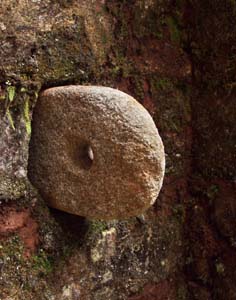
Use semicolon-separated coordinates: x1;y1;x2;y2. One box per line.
28;86;165;220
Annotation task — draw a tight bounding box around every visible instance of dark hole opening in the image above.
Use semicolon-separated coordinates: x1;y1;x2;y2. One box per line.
69;139;94;170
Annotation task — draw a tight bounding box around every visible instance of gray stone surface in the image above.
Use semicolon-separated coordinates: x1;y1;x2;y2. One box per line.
28;86;165;219
0;112;29;200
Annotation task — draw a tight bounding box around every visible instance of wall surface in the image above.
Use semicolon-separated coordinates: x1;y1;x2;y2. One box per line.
0;1;235;299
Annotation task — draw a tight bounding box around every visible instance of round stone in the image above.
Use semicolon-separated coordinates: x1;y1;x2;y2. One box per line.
28;86;165;220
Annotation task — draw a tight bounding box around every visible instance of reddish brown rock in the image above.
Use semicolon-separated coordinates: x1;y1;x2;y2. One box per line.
28;86;165;220
0;206;39;257
129;281;176;300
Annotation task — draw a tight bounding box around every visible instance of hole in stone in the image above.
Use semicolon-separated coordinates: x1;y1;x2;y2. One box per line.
68;139;94;170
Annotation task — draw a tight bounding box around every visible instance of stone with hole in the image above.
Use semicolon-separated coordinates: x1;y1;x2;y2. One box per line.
28;86;165;220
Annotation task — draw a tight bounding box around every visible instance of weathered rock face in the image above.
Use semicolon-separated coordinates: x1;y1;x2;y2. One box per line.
28;86;165;219
213;182;236;246
1;0;235;298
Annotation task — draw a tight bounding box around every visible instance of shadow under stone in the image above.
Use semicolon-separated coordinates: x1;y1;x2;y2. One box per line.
49;207;89;244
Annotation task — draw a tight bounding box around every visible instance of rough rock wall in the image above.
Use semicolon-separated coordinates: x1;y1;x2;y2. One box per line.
0;1;191;299
0;0;235;300
183;1;236;299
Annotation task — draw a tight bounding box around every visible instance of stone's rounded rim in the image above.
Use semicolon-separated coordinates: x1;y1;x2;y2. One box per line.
29;85;165;220
41;85;154;119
